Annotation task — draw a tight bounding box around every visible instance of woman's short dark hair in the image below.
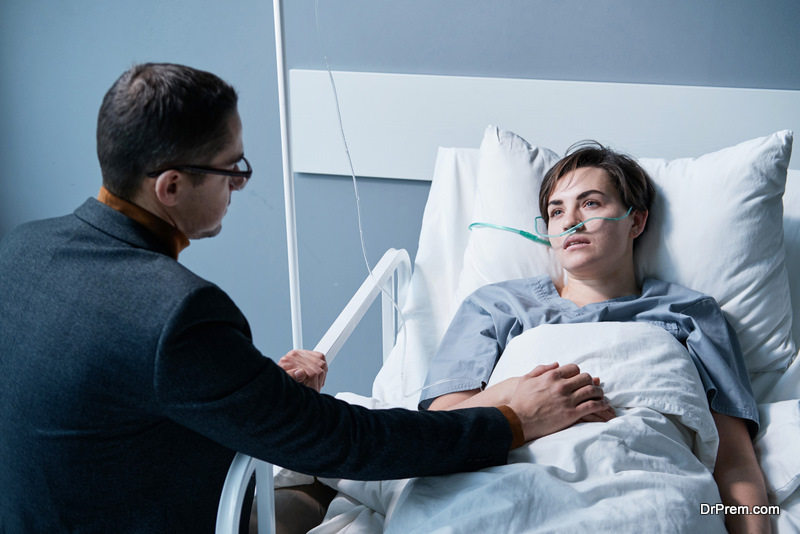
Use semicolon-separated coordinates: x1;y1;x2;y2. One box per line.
539;141;655;229
96;63;238;200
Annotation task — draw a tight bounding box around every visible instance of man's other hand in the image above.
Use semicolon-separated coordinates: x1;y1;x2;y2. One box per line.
278;350;328;392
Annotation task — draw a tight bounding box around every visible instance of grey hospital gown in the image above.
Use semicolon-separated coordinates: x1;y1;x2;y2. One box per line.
420;275;759;434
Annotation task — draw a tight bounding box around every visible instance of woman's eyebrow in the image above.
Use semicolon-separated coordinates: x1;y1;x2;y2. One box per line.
548;189;609;206
576;189;608;200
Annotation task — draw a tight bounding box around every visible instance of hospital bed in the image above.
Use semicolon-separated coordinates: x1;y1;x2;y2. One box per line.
217;70;800;533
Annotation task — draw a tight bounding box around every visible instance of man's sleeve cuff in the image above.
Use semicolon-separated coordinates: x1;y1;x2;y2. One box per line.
497;405;525;449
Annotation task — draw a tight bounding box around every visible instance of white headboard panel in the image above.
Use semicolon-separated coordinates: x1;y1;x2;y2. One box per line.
289;69;799;180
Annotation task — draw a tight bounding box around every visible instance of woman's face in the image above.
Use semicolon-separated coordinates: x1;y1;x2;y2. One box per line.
546;166;643;279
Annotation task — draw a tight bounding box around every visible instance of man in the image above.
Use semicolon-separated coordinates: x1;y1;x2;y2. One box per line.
0;63;611;533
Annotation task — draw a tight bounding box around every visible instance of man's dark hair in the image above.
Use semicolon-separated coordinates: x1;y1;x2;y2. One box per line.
539;141;655;232
97;63;238;200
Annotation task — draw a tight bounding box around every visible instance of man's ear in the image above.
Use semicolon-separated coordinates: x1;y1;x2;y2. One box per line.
152;171;183;208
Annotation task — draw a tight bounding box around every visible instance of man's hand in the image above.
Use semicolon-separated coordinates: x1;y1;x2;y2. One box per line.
278;350;328;392
507;362;614;442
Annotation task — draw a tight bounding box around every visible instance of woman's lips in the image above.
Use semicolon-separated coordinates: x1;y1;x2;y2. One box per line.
564;236;589;249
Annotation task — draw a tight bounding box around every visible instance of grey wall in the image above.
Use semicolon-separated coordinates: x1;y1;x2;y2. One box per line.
0;0;292;363
1;1;799;398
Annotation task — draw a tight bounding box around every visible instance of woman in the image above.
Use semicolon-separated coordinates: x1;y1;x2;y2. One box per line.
421;142;770;534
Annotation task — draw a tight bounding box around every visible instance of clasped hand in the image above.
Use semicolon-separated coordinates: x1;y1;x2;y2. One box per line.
278;349;328;392
508;362;615;442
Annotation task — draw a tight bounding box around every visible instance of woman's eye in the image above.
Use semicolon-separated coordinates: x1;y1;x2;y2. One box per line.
585;200;599;208
550;209;563;218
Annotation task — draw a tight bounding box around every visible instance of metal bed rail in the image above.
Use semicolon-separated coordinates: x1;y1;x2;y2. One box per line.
215;248;412;534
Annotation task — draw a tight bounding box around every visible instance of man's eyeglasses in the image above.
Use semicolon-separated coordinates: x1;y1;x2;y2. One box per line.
146;156;252;191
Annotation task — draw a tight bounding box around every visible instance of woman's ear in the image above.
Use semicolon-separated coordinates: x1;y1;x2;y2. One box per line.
631;209;649;238
152;171;183;208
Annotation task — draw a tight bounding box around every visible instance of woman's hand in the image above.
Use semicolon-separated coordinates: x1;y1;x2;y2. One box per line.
577;376;616;422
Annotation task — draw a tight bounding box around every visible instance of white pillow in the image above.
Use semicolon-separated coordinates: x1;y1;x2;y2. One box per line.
780;169;799;356
454;126;561;305
455;126;795;380
636;130;794;377
754;399;800;504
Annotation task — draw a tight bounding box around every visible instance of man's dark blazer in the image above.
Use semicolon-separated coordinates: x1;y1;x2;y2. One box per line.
0;198;513;533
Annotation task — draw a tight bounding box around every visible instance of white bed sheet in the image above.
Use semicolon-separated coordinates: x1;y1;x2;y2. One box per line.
306;322;726;534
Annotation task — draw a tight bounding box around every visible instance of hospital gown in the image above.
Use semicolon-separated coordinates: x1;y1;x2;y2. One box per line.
419;274;758;434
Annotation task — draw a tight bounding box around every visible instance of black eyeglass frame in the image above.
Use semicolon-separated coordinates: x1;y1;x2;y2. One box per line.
145;156;252;180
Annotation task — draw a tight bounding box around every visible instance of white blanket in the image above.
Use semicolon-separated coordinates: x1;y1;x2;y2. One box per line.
295;322;728;533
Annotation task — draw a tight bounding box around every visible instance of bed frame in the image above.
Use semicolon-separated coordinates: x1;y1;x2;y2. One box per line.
216;69;800;534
